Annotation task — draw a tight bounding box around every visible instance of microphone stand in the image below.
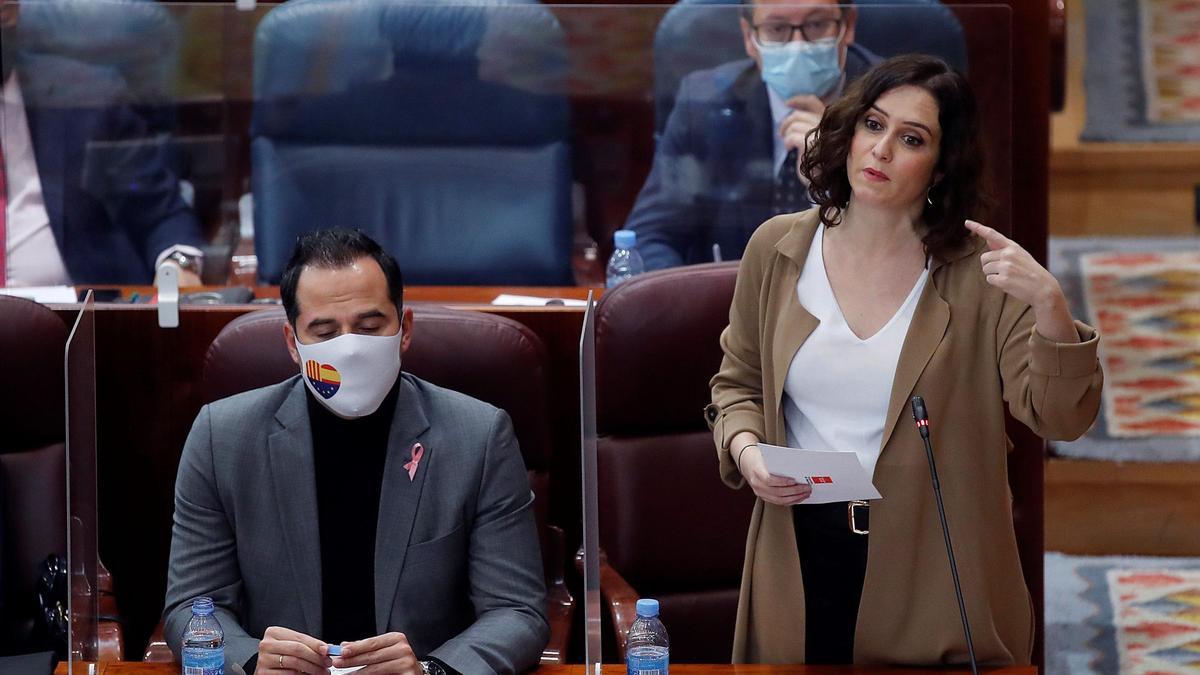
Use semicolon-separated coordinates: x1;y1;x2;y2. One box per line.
911;395;979;675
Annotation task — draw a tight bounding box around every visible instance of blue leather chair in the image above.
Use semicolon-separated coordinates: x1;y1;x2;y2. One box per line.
653;0;967;134
15;0;180;113
251;0;573;285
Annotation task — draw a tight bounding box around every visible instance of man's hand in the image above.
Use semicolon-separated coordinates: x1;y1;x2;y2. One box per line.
780;94;827;183
154;260;202;288
177;269;203;287
257;626;332;674
333;632;422;675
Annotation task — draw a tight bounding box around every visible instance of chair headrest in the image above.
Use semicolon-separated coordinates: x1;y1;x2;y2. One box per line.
252;0;569;145
202;306;552;467
0;297;68;452
15;0;179;102
595;262;738;435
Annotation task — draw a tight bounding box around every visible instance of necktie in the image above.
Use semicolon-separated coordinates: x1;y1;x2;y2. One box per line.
773;147;805;216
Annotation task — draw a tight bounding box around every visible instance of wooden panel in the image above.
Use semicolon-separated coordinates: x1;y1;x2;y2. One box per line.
1050;168;1200;236
1046;458;1200;556
1049;0;1200;236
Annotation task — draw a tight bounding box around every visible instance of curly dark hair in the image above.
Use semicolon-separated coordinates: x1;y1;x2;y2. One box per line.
799;54;990;260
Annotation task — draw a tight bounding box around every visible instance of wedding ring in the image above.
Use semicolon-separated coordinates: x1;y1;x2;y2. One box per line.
279;654;284;669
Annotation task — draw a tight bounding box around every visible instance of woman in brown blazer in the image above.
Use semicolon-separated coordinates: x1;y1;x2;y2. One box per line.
708;55;1102;666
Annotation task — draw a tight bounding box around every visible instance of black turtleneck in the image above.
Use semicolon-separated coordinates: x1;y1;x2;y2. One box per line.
306;378;401;644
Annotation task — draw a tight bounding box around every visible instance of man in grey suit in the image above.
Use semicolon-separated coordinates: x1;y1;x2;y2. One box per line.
163;230;548;675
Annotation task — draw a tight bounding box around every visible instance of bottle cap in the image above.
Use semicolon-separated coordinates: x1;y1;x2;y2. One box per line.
614;230;637;249
191;597;214;616
635;598;659;617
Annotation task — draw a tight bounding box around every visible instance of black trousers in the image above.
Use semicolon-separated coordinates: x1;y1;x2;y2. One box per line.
792;501;869;664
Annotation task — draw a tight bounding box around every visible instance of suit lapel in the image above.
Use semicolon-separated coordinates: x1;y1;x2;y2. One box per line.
876;238;979;454
267;380;323;635
737;66;775;173
770;217;821;428
373;375;431;633
877;270;951;455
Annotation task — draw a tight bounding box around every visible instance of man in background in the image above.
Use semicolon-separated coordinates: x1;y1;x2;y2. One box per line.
1;1;205;287
625;0;879;270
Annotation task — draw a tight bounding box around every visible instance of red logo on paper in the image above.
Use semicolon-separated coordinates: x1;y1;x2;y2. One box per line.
811;476;833;484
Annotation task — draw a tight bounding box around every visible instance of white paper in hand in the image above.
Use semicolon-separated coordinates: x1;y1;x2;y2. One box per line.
757;443;882;504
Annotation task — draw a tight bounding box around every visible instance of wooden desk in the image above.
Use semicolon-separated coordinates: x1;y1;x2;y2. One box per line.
1049;0;1200;236
53;287;596;658
56;663;1037;675
78;285;596;305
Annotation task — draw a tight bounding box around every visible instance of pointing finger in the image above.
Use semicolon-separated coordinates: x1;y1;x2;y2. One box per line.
964;219;1010;251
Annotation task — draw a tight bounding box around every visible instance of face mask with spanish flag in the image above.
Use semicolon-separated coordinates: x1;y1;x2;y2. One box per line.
294;329;403;419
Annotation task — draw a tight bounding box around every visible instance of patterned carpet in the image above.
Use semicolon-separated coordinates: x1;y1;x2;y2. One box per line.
1048;237;1200;461
1082;251;1200;438
1083;0;1200;141
1046;553;1200;674
1139;0;1200;125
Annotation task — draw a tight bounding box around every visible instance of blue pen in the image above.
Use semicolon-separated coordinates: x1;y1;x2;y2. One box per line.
327;645;343;656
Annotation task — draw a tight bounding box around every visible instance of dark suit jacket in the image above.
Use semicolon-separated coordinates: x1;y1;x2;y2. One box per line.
625;46;879;271
163;373;549;674
15;53;203;284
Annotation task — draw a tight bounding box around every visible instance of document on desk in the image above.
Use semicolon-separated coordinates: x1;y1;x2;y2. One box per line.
492;293;588;307
0;285;78;304
757;443;882;504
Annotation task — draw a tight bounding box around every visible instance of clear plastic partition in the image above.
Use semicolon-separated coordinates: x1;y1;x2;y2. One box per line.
0;1;1012;290
578;291;600;673
65;290;98;665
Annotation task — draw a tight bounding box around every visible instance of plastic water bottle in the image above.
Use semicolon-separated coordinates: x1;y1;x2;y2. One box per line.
626;598;669;675
182;597;224;675
606;229;645;288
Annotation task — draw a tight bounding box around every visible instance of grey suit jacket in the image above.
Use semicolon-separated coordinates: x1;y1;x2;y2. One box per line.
163;373;549;673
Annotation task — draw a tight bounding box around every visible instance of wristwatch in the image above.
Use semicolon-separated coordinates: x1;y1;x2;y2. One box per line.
420;660;446;675
165;250;203;276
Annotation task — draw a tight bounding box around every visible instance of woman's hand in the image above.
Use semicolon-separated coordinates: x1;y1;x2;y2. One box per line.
737;443;812;506
965;220;1079;343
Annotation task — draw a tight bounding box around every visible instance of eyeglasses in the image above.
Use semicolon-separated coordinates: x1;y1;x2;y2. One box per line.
751;17;843;46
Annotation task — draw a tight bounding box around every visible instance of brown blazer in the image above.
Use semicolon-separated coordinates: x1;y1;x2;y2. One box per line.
708;209;1102;665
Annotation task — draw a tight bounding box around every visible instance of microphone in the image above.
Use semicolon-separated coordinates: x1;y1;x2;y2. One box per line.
911;395;978;675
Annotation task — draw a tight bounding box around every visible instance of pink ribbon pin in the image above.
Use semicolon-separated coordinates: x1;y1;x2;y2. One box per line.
403;442;425;481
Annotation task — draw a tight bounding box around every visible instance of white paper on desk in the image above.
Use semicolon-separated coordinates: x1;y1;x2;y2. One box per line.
491;293;588;307
758;443;882;504
330;667;364;674
0;285;78;304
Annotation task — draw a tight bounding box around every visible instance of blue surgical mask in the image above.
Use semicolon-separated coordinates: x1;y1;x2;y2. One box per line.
758;37;843;99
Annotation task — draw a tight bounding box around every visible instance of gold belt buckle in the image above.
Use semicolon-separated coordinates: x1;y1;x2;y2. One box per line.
847;500;870;535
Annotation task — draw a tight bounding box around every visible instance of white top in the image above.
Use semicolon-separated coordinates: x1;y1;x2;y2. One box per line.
3;71;72;286
782;225;929;478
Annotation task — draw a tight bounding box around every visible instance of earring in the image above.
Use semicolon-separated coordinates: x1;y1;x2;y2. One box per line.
926;186;935;207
